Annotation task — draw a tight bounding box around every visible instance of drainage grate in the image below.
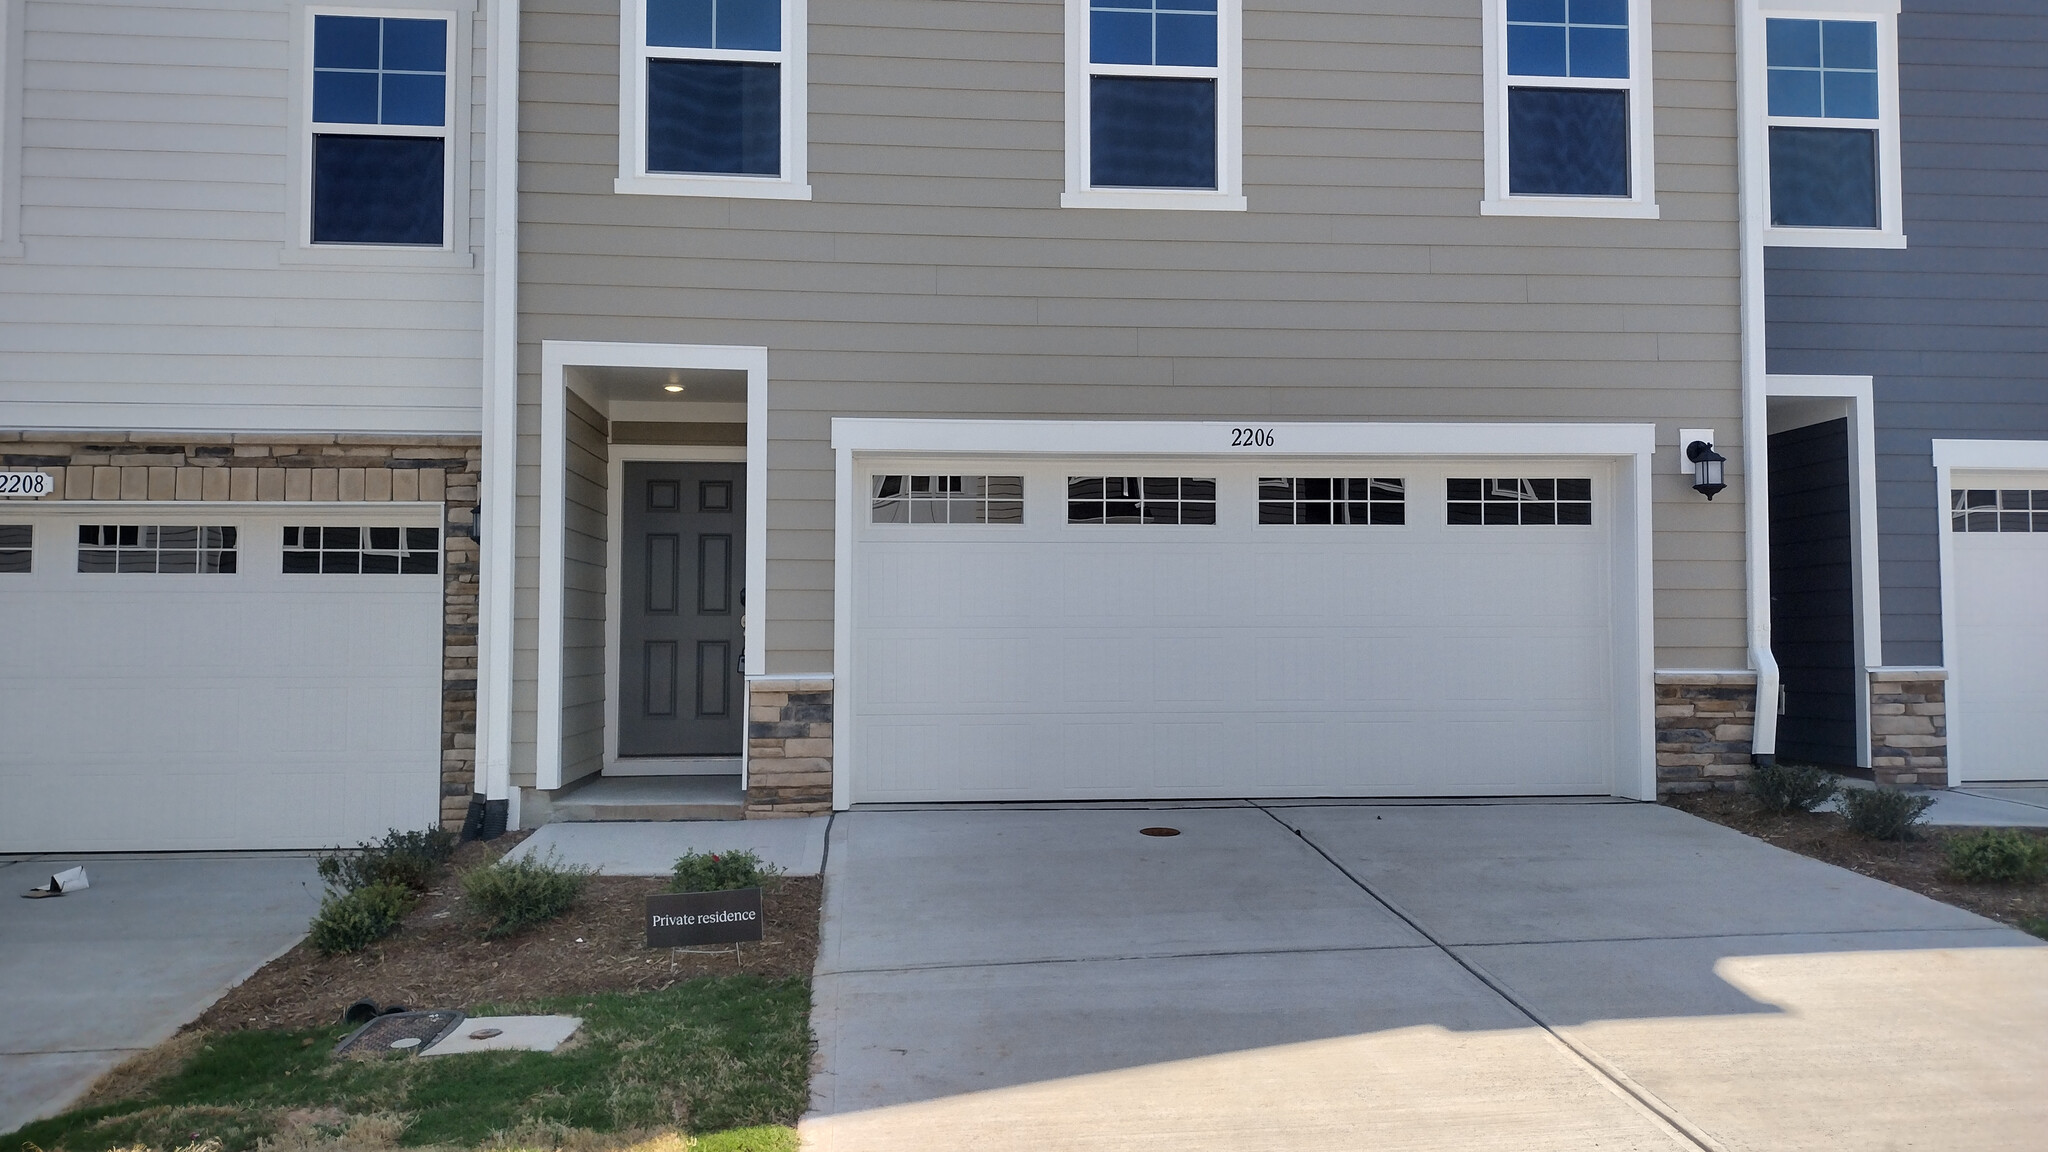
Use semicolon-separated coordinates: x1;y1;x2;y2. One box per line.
332;1010;466;1058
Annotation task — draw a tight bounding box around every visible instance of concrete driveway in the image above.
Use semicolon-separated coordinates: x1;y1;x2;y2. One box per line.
0;853;321;1135
805;800;2048;1151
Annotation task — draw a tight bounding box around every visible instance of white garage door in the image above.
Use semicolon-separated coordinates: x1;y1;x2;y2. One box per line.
0;506;445;851
848;459;1630;802
1951;481;2048;782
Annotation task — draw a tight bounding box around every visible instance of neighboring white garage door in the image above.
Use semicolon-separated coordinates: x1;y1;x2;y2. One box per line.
0;505;445;851
1950;481;2048;782
848;459;1633;802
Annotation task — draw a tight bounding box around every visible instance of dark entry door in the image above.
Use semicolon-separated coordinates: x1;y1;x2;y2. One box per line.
1769;418;1858;767
620;461;745;757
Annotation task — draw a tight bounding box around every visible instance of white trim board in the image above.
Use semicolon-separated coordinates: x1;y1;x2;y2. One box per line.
1932;437;2048;786
830;419;1659;808
1766;374;1880;766
538;341;767;793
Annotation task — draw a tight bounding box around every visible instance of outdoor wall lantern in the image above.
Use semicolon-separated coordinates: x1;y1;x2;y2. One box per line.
1687;440;1727;500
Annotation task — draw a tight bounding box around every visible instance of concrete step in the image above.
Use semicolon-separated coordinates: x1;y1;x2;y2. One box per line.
545;775;744;823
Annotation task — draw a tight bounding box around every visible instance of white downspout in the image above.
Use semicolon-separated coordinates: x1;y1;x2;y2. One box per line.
478;0;522;827
1735;0;1780;761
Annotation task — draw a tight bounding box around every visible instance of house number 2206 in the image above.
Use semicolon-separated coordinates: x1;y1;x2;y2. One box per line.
1230;427;1275;448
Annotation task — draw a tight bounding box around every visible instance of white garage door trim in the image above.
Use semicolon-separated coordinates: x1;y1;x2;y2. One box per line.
830;420;1658;806
0;501;445;851
1934;438;2048;785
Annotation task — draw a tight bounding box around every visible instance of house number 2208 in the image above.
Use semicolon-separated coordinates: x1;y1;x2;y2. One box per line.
1230;427;1275;448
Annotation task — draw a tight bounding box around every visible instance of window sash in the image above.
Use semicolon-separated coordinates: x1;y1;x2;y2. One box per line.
303;8;456;249
1484;0;1655;216
1066;0;1241;206
1759;11;1897;241
629;0;797;184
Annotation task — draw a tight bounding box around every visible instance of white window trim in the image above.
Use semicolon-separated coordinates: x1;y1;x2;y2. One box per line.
1481;0;1660;219
1754;0;1905;248
286;0;476;267
1062;0;1246;211
615;0;811;199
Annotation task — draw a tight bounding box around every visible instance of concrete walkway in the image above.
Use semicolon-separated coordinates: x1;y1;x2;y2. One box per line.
0;853;321;1136
504;816;829;876
1833;779;2048;828
805;800;2046;1152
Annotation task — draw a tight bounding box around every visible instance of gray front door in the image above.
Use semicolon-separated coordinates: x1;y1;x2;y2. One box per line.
619;461;745;757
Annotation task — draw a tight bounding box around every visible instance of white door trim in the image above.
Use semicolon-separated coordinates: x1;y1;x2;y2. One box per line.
1932;437;2048;785
829;419;1659;808
538;340;767;792
1766;374;1882;766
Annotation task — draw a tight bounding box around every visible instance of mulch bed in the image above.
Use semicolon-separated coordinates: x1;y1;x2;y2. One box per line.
1666;790;2048;933
192;835;821;1033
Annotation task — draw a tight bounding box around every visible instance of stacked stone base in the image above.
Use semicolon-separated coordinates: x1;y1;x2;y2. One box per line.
1869;670;1947;788
1656;672;1760;794
747;678;833;816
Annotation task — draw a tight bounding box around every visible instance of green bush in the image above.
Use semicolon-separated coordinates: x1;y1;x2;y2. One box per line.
1749;760;1840;814
1839;786;1935;841
1943;829;2048;884
461;848;593;938
671;848;784;893
309;882;417;955
316;826;458;893
2021;916;2048;941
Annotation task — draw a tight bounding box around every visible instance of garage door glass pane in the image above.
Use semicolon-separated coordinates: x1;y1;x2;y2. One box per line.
0;524;28;572
1068;477;1216;524
77;525;237;573
283;524;442;573
872;475;1024;525
1447;479;1592;526
1950;488;2044;533
1259;478;1405;525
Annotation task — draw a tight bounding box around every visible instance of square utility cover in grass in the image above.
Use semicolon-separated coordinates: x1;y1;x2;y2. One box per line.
1;978;810;1152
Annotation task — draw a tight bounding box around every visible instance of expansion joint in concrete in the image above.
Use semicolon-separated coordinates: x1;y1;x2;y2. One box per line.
1248;800;1728;1152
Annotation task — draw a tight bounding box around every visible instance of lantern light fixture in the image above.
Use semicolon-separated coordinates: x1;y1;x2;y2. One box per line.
1687;439;1727;500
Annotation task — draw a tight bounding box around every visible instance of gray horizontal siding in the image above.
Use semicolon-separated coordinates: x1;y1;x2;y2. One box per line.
0;0;488;434
513;0;1747;729
1765;0;2048;667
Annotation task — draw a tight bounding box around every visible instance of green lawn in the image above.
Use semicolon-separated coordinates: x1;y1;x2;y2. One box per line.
4;977;810;1152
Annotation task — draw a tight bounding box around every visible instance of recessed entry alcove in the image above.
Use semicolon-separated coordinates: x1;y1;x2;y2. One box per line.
538;343;766;802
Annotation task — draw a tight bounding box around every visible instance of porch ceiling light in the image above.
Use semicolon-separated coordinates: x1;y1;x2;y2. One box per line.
665;370;684;393
1687;439;1727;500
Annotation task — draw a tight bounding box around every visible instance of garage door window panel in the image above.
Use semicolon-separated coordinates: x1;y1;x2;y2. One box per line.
283;525;441;574
1952;489;2048;534
78;525;238;574
1259;478;1405;525
0;525;29;572
1447;478;1593;526
872;475;1024;525
1068;477;1216;524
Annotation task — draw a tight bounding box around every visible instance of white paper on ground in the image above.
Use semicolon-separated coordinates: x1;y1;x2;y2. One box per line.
22;866;89;898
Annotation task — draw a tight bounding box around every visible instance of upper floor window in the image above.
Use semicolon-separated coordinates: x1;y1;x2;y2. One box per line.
307;13;453;247
1484;0;1658;219
618;0;811;199
1762;11;1903;247
1064;0;1244;210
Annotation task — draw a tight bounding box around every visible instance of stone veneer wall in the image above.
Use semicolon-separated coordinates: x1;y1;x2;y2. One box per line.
747;678;833;817
1869;670;1947;788
0;431;482;828
1655;672;1760;793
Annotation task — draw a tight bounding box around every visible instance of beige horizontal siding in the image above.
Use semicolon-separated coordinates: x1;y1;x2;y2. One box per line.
513;0;1750;734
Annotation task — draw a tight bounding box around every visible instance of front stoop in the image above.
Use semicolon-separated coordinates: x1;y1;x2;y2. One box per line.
531;776;745;823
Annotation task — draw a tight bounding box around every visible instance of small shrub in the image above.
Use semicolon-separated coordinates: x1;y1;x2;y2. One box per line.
461;848;593;938
1943;829;2048;884
317;826;458;893
309;882;417;955
2021;916;2048;941
671;849;783;893
1749;760;1840;814
1839;786;1935;841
